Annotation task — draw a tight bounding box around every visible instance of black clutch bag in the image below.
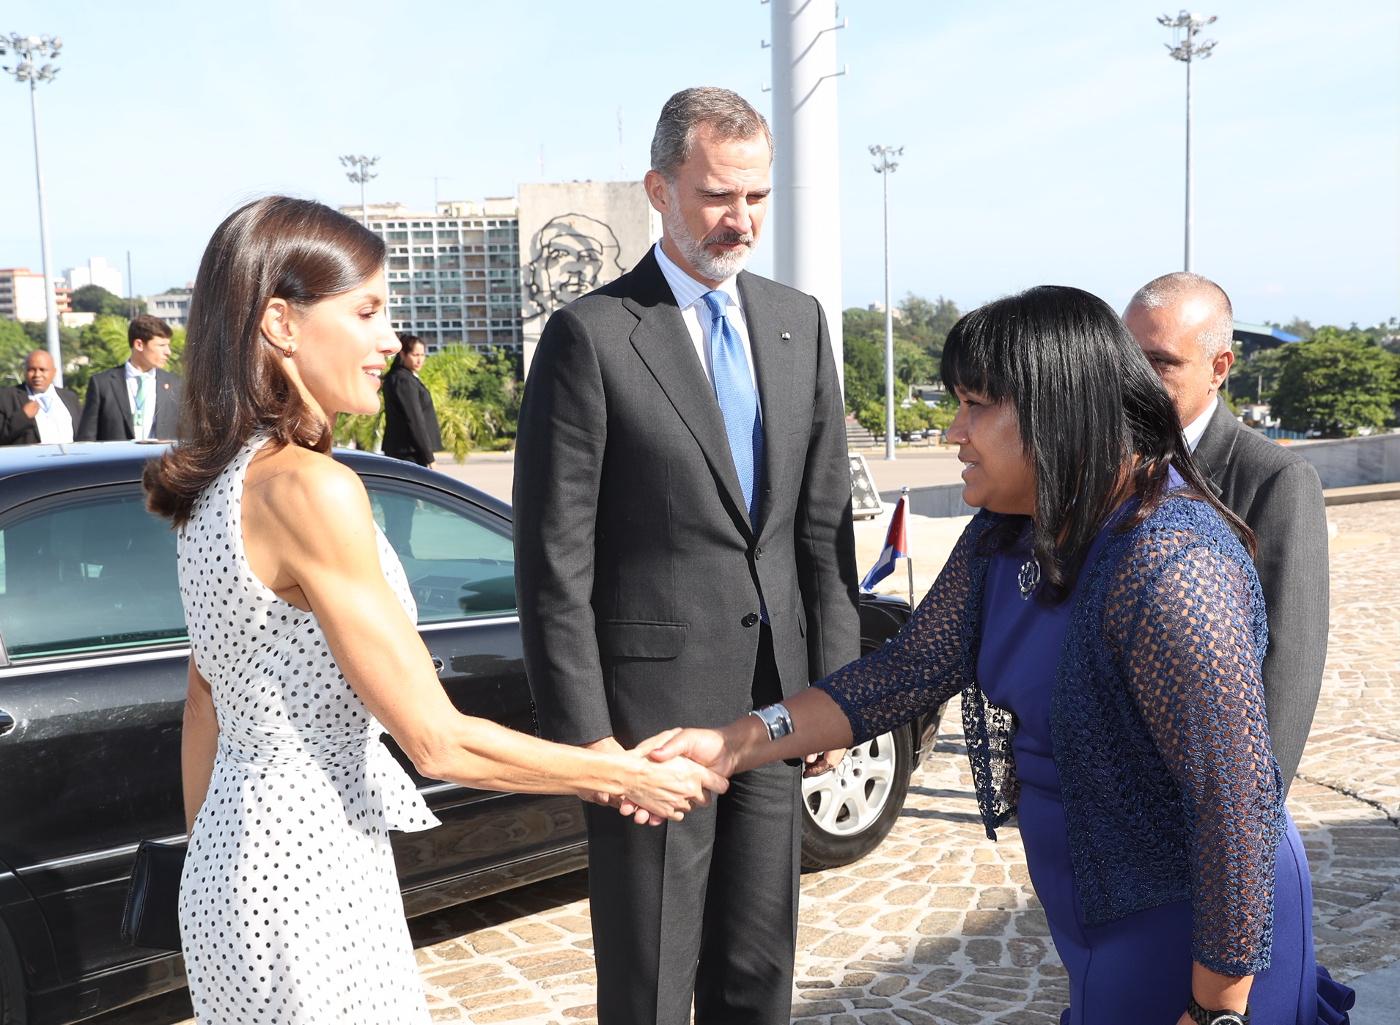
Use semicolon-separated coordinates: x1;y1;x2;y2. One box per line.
120;840;186;952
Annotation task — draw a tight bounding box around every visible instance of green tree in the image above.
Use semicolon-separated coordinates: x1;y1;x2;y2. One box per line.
894;338;935;394
0;320;33;383
1233;346;1289;405
1270;328;1400;437
898;293;961;359
841;330;883;411
69;284;131;316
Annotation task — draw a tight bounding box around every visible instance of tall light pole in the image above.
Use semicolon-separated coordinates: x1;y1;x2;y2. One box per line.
340;154;379;226
871;144;902;461
2;33;64;385
1158;11;1217;272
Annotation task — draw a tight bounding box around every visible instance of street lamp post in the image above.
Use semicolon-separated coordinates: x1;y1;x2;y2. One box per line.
1158;11;1217;273
340;154;379;227
2;32;64;385
870;144;903;461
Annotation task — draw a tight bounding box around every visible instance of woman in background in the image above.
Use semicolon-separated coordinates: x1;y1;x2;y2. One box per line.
381;333;441;469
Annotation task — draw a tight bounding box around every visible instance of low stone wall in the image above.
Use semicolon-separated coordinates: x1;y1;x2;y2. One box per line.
879;482;976;519
885;432;1400;518
1291;432;1400;489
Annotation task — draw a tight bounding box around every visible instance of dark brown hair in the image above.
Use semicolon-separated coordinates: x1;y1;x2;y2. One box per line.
128;313;172;345
144;196;385;525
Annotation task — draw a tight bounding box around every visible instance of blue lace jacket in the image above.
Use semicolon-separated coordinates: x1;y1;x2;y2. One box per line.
815;496;1286;976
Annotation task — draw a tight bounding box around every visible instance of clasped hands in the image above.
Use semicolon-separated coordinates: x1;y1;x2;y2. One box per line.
583;730;845;826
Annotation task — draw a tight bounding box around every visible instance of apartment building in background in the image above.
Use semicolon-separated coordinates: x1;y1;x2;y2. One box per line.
346;198;523;352
0;267;72;322
341;180;657;362
65;256;123;296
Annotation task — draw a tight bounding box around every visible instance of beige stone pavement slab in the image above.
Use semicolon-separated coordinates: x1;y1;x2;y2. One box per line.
95;501;1400;1025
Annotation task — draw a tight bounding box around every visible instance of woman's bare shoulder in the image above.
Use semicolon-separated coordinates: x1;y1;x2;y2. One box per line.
245;444;371;532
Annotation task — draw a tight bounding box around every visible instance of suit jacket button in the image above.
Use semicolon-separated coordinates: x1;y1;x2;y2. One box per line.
753;546;764;560
741;613;759;628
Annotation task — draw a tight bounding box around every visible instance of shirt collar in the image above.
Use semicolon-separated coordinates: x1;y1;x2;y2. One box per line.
125;361;154;380
1182;397;1219;453
654;242;742;317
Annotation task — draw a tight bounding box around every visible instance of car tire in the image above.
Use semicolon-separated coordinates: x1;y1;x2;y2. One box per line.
0;919;25;1025
799;723;913;871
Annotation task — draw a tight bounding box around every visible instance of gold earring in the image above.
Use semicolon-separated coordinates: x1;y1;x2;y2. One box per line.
284;343;296;358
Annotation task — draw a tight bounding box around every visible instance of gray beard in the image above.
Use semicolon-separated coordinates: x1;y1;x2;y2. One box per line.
662;204;753;282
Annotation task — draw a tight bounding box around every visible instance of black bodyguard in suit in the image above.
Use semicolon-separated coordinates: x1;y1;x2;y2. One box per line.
1126;274;1329;791
513;88;860;1025
76;314;183;441
0;350;80;445
381;335;442;467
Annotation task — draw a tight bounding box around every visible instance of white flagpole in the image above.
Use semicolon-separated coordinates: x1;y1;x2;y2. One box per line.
902;485;914;607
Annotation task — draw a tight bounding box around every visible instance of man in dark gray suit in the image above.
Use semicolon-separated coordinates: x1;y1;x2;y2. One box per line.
76;313;183;441
1125;272;1328;792
513;87;859;1025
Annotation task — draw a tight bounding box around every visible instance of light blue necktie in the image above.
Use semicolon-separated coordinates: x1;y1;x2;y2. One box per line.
700;290;764;523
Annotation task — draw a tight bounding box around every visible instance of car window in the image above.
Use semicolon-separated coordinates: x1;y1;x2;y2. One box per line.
365;483;516;623
0;487;186;661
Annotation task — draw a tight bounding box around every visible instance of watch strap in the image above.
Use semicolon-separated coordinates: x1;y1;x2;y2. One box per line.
1187;996;1248;1025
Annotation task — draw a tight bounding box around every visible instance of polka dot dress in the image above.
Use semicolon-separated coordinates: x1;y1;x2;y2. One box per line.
176;437;439;1024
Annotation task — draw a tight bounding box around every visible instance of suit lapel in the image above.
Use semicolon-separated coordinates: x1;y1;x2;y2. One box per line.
623;252;753;536
1191;395;1236;496
738;272;795;536
114;371;134;435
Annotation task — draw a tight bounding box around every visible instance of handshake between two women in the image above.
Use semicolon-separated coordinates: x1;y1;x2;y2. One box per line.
587;689;852;826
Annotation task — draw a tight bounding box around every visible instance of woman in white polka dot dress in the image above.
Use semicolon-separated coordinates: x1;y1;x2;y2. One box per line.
144;197;726;1025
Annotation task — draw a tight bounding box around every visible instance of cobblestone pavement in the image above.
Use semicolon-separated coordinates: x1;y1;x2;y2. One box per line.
100;501;1399;1025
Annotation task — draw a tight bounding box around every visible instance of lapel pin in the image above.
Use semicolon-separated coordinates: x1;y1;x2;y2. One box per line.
780;331;791;340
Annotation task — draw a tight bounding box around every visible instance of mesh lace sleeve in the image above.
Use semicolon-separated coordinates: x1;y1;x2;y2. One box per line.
1106;531;1281;976
814;515;985;744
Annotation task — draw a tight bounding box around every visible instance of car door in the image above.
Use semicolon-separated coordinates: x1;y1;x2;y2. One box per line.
0;483;188;994
360;477;587;909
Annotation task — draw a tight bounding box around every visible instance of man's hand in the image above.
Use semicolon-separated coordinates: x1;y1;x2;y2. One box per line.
21;399;39;419
803;748;846;777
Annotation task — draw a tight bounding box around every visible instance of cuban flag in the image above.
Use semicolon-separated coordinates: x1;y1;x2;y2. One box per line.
861;495;908;592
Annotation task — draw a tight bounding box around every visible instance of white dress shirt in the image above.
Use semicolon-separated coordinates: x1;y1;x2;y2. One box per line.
28;385;74;444
1182;398;1219;453
653;242;762;405
124;361;157;441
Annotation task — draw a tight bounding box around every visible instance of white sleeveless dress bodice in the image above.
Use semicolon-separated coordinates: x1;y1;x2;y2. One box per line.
176;437;438;1024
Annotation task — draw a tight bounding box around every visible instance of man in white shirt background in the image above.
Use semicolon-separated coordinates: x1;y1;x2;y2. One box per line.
76;313;183;442
0;349;80;445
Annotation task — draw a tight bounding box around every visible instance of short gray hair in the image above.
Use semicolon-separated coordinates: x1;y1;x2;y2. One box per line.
650;87;773;180
1127;271;1235;357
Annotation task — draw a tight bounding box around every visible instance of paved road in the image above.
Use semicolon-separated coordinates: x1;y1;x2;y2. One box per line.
97;499;1399;1025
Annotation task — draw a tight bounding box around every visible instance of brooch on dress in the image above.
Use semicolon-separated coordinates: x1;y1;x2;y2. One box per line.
1017;558;1041;599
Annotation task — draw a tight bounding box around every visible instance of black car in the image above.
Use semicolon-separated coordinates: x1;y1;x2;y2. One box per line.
0;443;935;1025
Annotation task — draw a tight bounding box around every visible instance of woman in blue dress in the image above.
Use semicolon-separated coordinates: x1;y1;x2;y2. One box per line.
652;286;1354;1025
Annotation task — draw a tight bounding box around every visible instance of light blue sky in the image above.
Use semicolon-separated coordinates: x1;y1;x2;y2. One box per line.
2;0;1396;327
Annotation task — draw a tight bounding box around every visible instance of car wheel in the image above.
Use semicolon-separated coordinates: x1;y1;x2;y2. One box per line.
0;920;25;1025
799;724;913;871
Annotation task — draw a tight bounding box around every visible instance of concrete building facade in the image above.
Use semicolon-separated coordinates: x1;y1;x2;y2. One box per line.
517;180;660;376
0;267;71;322
65;256;123;297
346;199;523;353
340;181;656;364
144;291;193;328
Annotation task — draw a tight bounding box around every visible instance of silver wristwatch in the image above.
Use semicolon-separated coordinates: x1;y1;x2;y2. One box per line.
749;703;794;742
